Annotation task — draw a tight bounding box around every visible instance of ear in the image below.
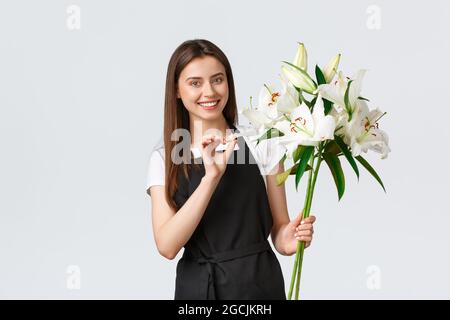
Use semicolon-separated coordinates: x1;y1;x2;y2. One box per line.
176;88;181;99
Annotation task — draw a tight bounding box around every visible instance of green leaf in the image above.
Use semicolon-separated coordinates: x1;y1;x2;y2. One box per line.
256;128;284;145
323;98;332;115
310;97;317;110
303;99;313;109
344;80;353;121
355;155;386;193
315;65;326;85
334;135;359;180
276;163;312;186
312;65;333;114
297;88;304;105
276;168;291;186
293;145;305;163
323;152;345;200
295;146;314;191
324;140;341;155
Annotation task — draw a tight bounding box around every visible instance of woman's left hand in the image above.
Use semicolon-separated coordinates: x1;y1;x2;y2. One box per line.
282;214;316;256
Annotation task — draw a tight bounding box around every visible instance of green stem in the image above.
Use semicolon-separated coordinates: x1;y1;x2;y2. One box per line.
288;142;324;300
295;154;315;300
288;241;300;300
295;241;305;299
288;152;314;300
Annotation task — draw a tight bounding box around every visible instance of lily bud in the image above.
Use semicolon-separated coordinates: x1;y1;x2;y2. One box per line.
293;42;308;71
281;64;317;94
323;53;341;83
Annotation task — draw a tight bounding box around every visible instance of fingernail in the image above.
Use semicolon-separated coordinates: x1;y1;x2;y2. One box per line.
300;221;305;225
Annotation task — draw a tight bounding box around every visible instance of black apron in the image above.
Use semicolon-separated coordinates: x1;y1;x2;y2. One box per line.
172;124;286;300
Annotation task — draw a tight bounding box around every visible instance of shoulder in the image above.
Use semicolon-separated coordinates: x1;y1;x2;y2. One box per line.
150;147;165;163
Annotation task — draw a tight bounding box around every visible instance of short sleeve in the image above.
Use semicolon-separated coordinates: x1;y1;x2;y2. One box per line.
146;149;165;196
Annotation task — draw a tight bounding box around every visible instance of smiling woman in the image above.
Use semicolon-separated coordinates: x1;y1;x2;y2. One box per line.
146;39;316;300
177;56;229;116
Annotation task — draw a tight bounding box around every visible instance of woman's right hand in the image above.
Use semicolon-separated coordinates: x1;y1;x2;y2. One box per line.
201;134;237;180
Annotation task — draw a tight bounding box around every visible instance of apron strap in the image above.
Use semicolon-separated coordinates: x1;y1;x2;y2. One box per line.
183;240;271;299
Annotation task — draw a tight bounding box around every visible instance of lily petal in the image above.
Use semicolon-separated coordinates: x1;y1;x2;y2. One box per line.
293;42;308;71
349;69;366;106
242;109;272;129
291;105;315;136
314;115;336;141
323;53;341;83
281;65;316;94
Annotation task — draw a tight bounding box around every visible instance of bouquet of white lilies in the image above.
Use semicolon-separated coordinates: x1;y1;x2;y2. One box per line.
239;43;391;300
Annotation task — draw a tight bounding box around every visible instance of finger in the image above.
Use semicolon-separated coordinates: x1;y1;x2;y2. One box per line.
202;136;220;165
202;134;222;146
292;211;303;226
203;136;221;155
223;137;237;161
225;133;238;142
201;134;214;145
295;235;312;242
305;215;316;223
296;223;313;231
295;230;313;237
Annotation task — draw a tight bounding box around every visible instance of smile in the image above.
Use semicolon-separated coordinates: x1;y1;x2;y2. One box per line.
198;100;220;109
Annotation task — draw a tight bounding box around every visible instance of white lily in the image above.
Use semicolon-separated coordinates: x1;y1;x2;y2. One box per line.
318;69;366;121
293;42;308;71
241;74;300;130
322;53;341;83
241;84;280;133
342;100;391;159
274;95;336;158
281;63;317;94
276;72;300;114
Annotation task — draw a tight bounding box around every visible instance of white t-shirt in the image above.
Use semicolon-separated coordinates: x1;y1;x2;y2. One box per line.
145;133;286;197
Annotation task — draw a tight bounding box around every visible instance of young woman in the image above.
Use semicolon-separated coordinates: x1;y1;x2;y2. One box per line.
146;39;316;300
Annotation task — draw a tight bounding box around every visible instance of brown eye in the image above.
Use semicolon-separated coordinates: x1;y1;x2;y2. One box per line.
213;77;223;84
191;81;200;87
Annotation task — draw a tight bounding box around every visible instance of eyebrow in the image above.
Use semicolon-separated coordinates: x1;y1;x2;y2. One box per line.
185;72;225;82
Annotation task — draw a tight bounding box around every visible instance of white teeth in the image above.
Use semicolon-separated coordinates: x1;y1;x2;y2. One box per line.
198;101;218;107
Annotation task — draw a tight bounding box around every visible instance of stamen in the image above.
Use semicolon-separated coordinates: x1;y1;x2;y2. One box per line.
373;111;387;123
294;116;306;126
290;125;297;133
271;92;280;103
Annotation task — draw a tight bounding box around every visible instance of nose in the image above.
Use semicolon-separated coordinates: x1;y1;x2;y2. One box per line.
203;82;217;98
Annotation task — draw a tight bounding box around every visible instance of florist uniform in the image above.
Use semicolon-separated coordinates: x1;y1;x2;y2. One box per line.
146;123;287;300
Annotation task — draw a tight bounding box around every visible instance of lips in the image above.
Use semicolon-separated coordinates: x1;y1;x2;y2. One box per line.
198;99;220;109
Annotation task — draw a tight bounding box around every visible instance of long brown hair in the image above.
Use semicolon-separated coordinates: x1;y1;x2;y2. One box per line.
163;39;238;210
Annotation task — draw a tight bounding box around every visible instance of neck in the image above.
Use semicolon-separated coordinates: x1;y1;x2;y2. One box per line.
189;115;231;148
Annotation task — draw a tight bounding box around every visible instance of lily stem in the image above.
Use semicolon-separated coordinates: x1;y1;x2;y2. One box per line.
288;142;324;300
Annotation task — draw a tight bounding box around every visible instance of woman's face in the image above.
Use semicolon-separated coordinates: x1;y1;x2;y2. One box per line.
177;55;229;122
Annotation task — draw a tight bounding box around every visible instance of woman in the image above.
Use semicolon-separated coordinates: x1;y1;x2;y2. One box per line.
146;39;316;300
